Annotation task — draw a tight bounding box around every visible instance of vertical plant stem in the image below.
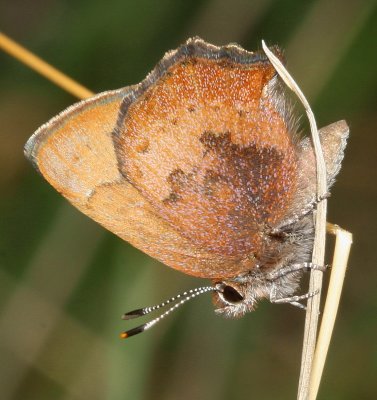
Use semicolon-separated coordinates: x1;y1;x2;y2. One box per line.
262;41;328;400
309;225;352;399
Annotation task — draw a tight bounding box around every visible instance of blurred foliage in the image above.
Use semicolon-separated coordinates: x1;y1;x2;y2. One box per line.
0;0;376;399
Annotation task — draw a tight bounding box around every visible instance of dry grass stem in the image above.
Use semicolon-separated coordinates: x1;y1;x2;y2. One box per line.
0;32;93;100
309;225;352;399
262;41;328;400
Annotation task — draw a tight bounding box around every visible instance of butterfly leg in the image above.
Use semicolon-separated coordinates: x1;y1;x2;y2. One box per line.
270;289;320;310
267;262;328;281
270;192;330;233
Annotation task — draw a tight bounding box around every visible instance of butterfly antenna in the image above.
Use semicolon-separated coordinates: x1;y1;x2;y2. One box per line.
120;286;216;339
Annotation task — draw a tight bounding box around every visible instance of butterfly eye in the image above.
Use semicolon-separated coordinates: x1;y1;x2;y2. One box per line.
222;285;244;304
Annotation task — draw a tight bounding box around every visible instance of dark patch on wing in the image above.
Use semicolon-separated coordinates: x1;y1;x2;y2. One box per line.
163;131;290;223
203;169;229;197
157;129;297;257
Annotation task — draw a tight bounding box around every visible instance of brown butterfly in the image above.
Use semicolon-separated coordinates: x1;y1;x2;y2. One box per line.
25;37;348;338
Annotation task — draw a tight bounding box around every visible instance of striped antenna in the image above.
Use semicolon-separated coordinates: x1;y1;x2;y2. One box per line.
120;286;216;339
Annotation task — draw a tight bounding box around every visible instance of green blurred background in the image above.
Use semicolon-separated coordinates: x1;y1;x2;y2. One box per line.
1;1;376;399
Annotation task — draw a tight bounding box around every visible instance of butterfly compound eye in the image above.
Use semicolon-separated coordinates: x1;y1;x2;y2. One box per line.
222;285;244;304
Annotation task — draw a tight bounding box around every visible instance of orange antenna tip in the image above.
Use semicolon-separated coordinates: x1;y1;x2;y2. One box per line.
120;332;128;339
